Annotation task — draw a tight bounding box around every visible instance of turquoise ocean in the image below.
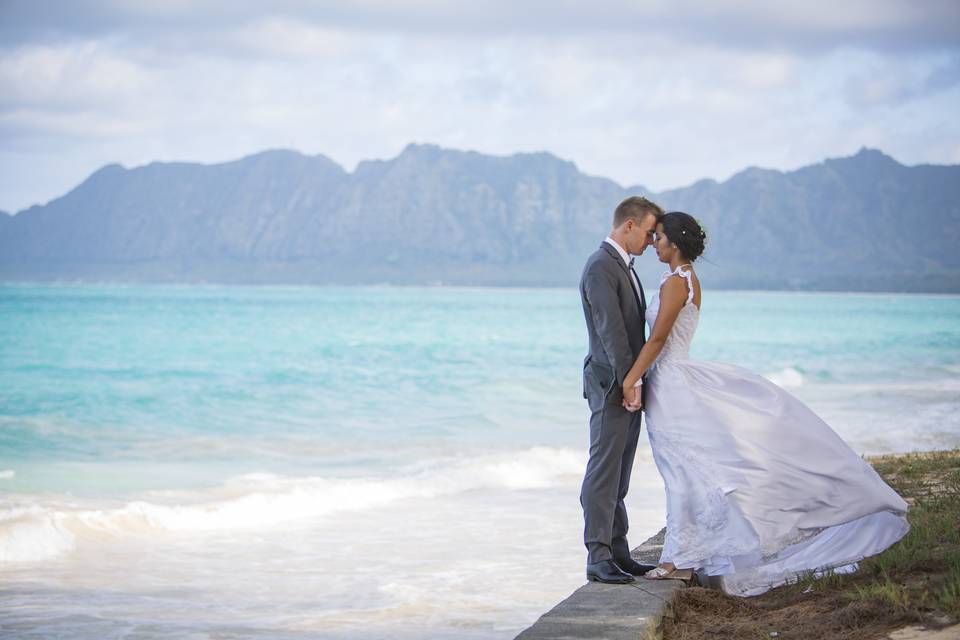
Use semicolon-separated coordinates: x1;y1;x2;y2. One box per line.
2;284;959;638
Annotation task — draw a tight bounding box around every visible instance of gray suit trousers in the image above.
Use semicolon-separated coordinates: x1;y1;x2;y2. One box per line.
580;376;643;564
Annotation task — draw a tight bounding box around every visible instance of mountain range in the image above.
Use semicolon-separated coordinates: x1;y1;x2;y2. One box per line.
1;144;958;291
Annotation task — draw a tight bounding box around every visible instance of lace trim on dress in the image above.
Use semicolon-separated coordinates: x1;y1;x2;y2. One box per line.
659;265;695;305
652;420;826;563
648;426;761;565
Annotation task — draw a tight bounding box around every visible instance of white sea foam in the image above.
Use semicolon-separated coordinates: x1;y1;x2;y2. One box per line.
764;367;805;388
0;505;75;564
0;446;588;564
0;470;14;479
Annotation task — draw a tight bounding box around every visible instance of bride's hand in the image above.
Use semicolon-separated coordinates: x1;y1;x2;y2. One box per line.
623;385;642;412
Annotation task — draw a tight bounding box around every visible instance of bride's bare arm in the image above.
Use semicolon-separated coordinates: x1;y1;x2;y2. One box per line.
622;276;688;391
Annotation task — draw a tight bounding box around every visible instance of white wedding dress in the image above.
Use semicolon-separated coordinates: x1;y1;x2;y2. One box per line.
643;266;910;596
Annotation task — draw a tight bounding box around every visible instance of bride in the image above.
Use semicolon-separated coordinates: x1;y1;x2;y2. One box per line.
621;211;910;596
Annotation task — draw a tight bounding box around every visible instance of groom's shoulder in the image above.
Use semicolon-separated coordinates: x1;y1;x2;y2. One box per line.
584;244;615;268
581;245;616;280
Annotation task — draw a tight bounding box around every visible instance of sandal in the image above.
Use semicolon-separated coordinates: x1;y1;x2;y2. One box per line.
644;566;674;580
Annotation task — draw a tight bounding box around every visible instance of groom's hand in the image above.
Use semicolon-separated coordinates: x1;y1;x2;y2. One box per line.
622;385;642;412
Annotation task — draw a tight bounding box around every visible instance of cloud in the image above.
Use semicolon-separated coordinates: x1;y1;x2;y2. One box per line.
0;42;147;111
0;2;958;213
923;57;960;93
2;0;959;52
844;54;960;107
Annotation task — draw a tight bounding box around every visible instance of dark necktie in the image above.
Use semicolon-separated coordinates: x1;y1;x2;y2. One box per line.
627;257;642;307
627;257;637;287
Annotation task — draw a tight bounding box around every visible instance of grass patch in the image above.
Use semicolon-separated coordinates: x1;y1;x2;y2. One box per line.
659;449;960;639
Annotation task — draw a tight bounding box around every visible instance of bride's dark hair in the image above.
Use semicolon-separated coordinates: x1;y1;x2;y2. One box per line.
657;211;707;262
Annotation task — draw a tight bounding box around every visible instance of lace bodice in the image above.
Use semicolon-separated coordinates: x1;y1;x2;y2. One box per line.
645;265;699;364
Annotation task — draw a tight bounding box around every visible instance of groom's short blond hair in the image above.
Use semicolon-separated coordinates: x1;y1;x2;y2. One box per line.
613;196;663;228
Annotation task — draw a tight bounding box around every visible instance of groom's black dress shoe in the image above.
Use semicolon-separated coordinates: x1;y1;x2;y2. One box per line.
614;557;657;576
586;560;635;584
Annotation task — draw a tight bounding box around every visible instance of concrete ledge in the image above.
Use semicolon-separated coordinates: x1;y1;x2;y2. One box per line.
516;528;683;640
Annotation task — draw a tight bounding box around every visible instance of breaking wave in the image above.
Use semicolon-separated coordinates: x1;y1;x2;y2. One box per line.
0;446;587;564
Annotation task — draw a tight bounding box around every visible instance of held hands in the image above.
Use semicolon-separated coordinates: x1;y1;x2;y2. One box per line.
622;382;643;412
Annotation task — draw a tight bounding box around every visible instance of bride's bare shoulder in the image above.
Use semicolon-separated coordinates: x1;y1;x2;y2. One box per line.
659;274;688;301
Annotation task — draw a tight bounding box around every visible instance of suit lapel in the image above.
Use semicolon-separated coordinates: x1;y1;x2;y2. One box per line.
600;243;643;313
632;265;647;316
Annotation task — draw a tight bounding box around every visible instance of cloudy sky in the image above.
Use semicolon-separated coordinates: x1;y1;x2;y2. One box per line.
1;0;958;213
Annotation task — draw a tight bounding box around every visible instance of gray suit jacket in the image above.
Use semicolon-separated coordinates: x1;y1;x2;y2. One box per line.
579;242;647;407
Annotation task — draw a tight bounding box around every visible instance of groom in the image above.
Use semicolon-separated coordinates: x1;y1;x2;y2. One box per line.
579;196;663;584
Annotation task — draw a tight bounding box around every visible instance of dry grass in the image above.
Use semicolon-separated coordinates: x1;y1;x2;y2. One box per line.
659;449;960;640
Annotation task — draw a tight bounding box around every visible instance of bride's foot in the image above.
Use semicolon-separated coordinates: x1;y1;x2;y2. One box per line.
643;563;676;580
